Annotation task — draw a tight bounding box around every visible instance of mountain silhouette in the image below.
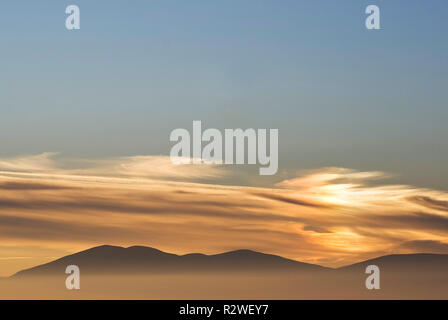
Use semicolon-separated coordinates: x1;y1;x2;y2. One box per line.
13;245;328;277
12;245;448;280
6;246;448;299
338;253;448;274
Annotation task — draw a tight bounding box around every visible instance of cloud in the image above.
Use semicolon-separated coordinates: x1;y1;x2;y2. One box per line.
78;155;228;180
0;153;227;181
1;155;448;275
252;192;329;208
396;240;448;254
0;152;59;172
366;211;448;233
303;225;331;234
408;195;448;212
0;181;73;190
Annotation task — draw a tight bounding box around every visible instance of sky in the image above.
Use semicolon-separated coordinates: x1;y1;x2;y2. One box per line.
0;1;447;276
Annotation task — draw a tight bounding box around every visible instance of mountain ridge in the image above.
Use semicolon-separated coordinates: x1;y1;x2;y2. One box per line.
12;245;327;277
12;245;448;278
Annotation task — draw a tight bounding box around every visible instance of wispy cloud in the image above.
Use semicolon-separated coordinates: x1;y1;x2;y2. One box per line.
0;155;447;276
0;152;59;173
0;153;227;181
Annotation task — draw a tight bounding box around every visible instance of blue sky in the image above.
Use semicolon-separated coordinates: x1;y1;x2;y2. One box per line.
0;0;447;188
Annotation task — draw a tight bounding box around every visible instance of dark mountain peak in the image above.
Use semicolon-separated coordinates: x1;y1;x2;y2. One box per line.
182;253;207;258
68;245;177;260
214;249;294;262
339;253;448;273
220;249;259;255
95;244;123;250
125;245;174;255
82;244;124;252
68;245;126;258
13;245;327;277
351;252;448;264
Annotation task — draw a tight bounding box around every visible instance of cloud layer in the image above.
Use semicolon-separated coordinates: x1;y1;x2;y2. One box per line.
0;154;448;276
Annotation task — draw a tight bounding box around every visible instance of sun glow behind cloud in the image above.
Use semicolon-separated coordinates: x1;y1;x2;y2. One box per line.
0;153;447;276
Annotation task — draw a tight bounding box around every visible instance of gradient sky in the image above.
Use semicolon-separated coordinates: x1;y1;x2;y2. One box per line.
1;0;447;188
0;1;447;276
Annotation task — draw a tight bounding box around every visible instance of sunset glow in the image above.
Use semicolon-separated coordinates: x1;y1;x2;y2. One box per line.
0;153;447;277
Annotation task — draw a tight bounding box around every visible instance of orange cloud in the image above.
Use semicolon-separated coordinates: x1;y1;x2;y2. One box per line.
0;155;447;276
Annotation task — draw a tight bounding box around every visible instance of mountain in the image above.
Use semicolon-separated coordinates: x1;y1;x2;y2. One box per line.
6;246;448;299
13;245;328;277
338;253;448;274
14;246;448;278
